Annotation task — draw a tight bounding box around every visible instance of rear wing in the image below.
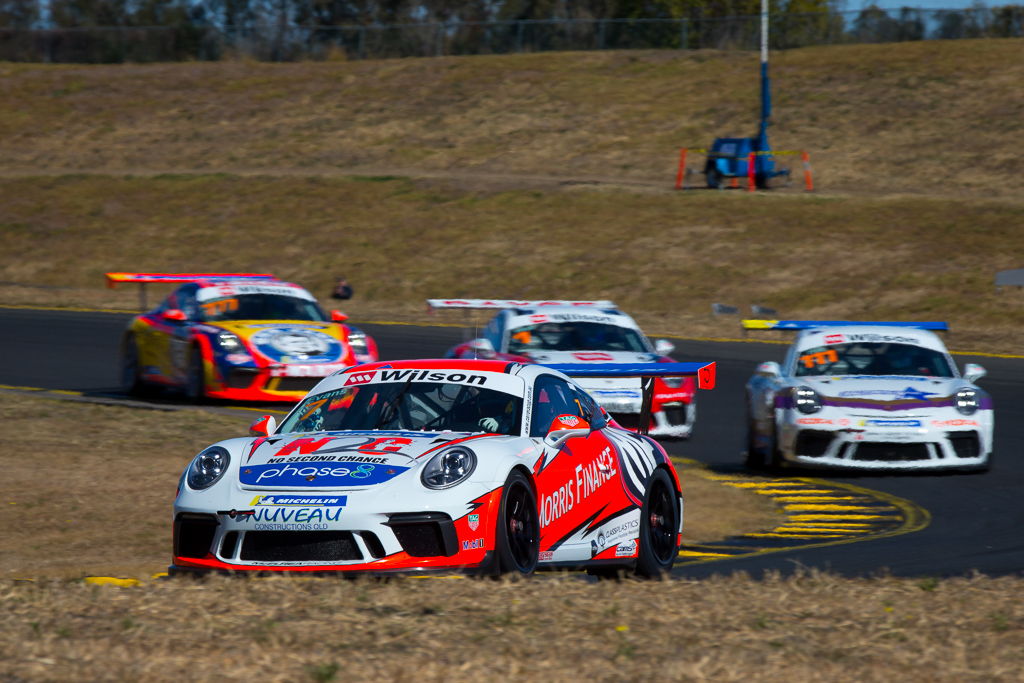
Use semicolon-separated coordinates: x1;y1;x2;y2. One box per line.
742;319;948;332
427;299;616;311
106;272;277;310
544;361;716;436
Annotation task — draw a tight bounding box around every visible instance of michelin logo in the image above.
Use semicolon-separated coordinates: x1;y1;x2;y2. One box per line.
250;495;347;507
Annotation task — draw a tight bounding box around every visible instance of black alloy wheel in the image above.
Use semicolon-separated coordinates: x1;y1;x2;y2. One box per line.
635;468;679;578
495;470;539;576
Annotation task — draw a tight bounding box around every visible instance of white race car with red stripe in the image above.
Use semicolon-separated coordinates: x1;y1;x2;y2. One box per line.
171;358;715;576
429;299;698;438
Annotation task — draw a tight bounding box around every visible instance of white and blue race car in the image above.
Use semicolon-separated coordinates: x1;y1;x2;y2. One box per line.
744;321;992;472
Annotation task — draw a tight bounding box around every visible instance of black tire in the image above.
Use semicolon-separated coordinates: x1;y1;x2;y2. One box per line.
120;335;148;397
634;468;679;578
766;426;785;473
184;346;206;403
683;397;697;439
495;470;539;576
706;166;723;189
744;418;766;470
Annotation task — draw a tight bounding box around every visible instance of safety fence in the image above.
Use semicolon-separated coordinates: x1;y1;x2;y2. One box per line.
1;6;1022;63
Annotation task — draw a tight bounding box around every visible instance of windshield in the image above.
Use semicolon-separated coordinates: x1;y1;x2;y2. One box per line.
793;342;956;378
278;382;524;435
507;322;649;353
199;294;326;322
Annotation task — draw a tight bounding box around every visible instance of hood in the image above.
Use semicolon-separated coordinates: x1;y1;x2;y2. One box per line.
210;321;346;363
237;430;499;488
800;375;964;411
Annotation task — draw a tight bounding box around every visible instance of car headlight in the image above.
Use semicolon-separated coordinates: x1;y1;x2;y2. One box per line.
347;329;368;356
215;331;243;352
794;386;823;414
187;446;230;490
421;447;477;490
955;388;979;415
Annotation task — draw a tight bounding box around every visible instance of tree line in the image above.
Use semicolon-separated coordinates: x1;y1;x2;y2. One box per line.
0;1;1021;62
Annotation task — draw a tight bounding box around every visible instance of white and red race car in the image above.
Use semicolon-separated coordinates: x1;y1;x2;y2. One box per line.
171;358;716;576
429;299;698;438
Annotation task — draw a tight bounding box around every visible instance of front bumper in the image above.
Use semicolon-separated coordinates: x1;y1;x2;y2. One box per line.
172;486;501;573
779;412;992;470
204;361;351;402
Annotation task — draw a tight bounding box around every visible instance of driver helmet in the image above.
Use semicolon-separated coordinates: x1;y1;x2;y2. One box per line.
888;345;917;371
536;324;565;348
846;346;873;371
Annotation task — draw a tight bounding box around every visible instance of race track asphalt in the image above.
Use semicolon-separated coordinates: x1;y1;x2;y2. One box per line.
2;307;1022;578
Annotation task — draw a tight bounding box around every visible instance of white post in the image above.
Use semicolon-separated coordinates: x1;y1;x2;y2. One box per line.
761;0;769;65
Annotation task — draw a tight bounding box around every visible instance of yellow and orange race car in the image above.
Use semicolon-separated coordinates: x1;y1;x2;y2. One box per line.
108;273;378;402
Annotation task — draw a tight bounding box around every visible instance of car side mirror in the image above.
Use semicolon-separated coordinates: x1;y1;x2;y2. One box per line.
756;361;782;378
162;308;187;322
330;310;348;322
963;363;986;383
654;339;676;356
467;338;497;359
543;414;591;448
249;415;277;437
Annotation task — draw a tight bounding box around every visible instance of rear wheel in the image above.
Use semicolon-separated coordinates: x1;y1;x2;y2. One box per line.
184;347;206;403
706;167;723;189
495;470;539;576
634;468;679;578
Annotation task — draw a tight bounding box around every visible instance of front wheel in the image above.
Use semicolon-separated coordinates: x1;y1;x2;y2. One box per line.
184;347;206;403
684;397;697;438
120;335;148;397
744;412;767;470
634;468;679;578
495;470;539;576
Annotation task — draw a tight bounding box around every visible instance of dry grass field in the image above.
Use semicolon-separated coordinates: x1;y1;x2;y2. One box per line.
1;174;1024;351
1;40;1023;198
2;572;1023;681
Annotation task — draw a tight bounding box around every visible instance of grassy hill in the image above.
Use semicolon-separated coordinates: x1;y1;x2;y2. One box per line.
2;39;1023;351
